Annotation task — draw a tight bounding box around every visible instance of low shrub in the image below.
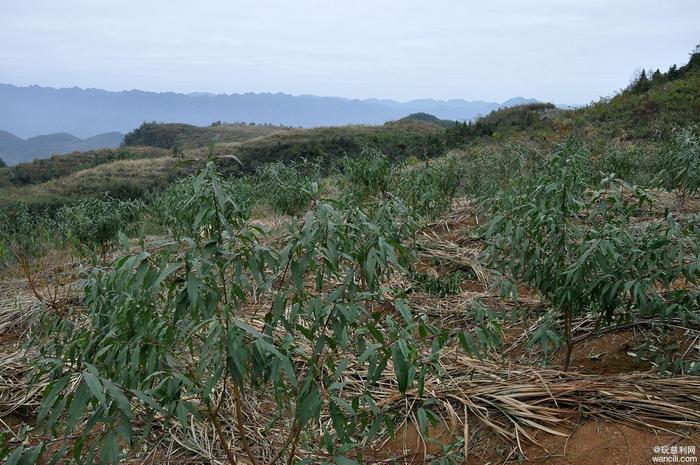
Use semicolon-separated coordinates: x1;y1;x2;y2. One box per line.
150;166;255;238
341;148;392;200
392;157;463;218
484;140;700;370
255;159;321;215
659;127;700;202
57;196;142;257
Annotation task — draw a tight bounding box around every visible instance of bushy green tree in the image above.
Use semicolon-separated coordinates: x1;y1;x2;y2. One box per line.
484;141;700;370
631;69;651;93
341;148;392;200
255;159;321;215
57;196;142;257
151;174;255;238
668;64;679;79
391;158;463;218
0;204;52;269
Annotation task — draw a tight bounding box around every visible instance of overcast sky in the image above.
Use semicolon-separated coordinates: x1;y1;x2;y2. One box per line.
1;0;698;104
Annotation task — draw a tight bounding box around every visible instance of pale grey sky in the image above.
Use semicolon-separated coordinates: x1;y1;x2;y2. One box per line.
1;0;698;104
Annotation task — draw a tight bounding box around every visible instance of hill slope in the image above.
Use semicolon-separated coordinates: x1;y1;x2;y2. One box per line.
581;52;700;138
0;118;448;209
121;122;293;150
122;119;448;171
0;146;169;189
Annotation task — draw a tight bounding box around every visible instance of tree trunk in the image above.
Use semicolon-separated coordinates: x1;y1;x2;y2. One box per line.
562;307;574;371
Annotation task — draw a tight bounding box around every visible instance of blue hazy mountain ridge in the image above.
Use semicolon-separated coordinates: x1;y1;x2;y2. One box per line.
0;83;543;139
0;130;124;166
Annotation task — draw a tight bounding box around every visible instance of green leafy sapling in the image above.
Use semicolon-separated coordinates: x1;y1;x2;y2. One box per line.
23;161;446;464
484;140;699;370
659;127;700;205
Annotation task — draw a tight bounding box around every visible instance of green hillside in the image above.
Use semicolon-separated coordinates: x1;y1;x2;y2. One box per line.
121;121;293;149
199;120;447;171
0;118;448;210
123;119;448;166
0;146;169;188
582;52;700;137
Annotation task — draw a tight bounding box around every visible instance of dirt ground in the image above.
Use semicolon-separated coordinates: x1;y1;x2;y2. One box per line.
521;422;700;465
374;419;700;465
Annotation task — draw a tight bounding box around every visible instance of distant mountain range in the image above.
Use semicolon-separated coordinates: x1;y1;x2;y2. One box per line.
0;83;543;139
0;131;124;166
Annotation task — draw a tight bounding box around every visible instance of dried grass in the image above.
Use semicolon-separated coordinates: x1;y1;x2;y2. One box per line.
0;351;44;417
372;351;700;454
